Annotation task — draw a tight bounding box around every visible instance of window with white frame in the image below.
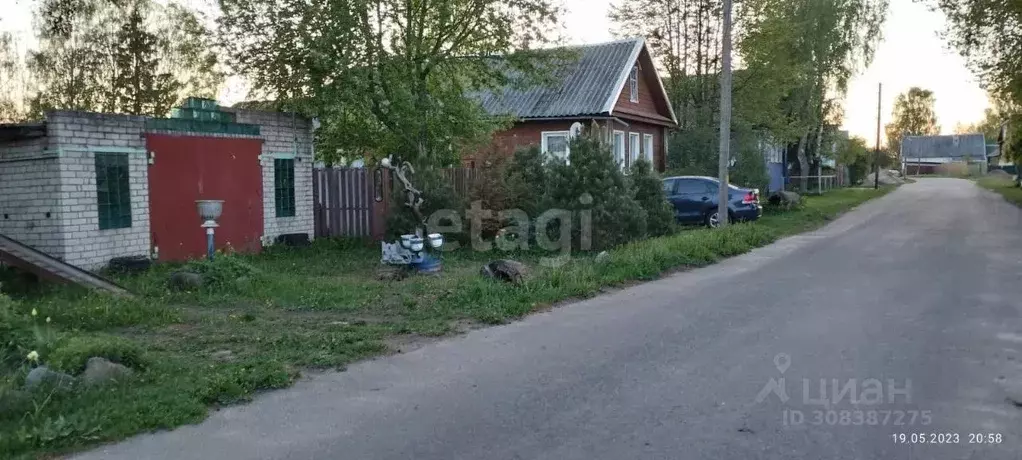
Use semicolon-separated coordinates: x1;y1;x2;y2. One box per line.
541;131;570;161
629;66;639;103
628;132;640;168
613;131;626;167
643;134;654;163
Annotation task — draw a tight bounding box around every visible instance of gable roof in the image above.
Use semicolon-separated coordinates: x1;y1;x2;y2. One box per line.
475;38;677;124
901;134;987;159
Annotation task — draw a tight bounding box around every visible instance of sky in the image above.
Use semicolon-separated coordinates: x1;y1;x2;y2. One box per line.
1;0;991;142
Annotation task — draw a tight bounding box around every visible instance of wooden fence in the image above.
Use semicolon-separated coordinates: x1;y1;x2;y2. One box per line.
313;167;477;240
313;168;389;239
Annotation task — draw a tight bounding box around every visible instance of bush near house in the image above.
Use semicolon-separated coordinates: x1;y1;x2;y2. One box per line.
546;134;648;251
629;159;676;237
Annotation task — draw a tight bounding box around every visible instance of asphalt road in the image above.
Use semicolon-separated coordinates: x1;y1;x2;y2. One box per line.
75;178;1022;460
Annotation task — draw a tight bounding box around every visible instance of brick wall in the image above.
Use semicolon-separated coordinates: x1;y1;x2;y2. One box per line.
0;136;64;257
47;111;151;269
227;109;315;243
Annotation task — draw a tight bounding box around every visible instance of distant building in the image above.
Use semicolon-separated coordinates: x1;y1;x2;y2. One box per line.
900;133;987;175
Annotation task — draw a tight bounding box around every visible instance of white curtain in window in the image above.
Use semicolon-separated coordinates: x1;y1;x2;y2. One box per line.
628;133;640;168
613;131;625;167
643;134;654;163
542;131;570;160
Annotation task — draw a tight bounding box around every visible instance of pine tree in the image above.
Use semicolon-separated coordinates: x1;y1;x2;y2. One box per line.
546;129;647;251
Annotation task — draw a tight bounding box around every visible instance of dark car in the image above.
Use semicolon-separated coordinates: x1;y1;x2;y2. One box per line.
662;176;762;227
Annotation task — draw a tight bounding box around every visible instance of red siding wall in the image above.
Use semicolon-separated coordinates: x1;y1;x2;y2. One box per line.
471;119;666;172
145;134;264;261
613;49;674;123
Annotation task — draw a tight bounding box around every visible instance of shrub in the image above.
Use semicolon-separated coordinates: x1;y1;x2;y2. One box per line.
546;131;647;251
0;293;30;370
185;255;259;289
629;159;676;237
48;335;147;374
467;150;514;240
385;167;466;241
505;146;549;217
730;143;770;193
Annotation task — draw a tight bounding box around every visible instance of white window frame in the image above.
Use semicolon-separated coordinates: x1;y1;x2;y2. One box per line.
628;132;640;168
629;66;639;103
541;131;571;162
643;134;654;164
613;130;626;168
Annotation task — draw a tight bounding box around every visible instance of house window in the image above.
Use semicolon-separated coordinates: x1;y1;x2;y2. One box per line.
613;131;626;167
629;66;639;103
643;134;654;163
541;131;570;161
94;152;132;230
274;158;296;217
628;132;640;168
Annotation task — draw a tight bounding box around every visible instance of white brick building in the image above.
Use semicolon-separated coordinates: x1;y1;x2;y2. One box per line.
0;107;315;270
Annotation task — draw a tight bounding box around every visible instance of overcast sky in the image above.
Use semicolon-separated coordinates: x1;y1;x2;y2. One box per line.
2;0;990;142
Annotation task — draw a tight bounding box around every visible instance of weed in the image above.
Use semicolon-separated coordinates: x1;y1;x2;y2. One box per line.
48;335;147;374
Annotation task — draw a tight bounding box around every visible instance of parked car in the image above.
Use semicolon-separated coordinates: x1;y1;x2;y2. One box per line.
662;176;762;227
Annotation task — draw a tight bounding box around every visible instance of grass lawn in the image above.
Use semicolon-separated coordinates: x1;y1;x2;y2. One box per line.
0;186;893;459
977;175;1022;206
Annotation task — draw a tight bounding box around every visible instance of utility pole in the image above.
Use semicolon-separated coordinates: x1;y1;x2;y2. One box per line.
873;83;882;190
716;0;733;227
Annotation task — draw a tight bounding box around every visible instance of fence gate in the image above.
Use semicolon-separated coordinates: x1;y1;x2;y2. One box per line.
313;168;389;239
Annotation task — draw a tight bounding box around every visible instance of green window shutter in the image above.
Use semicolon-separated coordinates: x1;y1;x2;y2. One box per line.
274;158;296;218
94;153;132;230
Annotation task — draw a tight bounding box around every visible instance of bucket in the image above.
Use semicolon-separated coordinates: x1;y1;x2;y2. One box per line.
413;255;442;275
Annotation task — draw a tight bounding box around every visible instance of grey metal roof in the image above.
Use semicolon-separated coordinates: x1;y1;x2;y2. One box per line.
901;134;987;159
474;38;644;119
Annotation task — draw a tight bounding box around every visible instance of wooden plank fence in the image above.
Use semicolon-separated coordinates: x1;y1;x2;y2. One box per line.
313;168;376;239
314;166;477;240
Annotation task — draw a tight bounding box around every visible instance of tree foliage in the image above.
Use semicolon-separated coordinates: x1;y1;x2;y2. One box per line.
937;0;1022;163
884;87;939;159
0;33;25;122
611;0;887;188
217;0;564;167
21;0;222;118
738;0;887;190
629;158;675;237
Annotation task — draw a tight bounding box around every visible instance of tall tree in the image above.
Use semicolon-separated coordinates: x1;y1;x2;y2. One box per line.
610;0;724;173
884;86;939;159
219;0;564;166
26;0;223;117
112;1;181;116
0;33;25;122
27;0;109;114
936;0;1022;163
738;0;886;190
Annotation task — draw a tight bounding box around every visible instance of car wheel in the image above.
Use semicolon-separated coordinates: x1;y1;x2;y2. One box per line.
704;210;734;228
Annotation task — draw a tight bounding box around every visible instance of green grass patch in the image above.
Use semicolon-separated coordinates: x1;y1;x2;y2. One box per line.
0;186;892;458
977;175;1022;207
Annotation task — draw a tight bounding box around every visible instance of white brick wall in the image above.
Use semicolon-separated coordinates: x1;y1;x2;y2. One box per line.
0;137;65;257
227;109;315;244
47;111;151;269
1;108;315;270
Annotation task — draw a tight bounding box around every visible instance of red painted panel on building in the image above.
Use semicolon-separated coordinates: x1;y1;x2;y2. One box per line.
145;134;264;262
